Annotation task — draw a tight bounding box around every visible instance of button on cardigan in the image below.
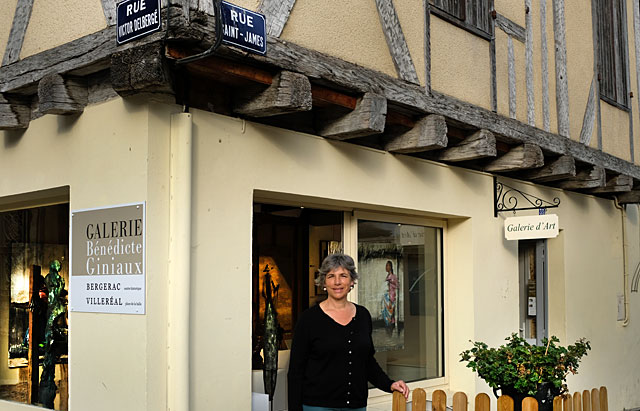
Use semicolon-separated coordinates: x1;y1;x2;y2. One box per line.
287;303;394;411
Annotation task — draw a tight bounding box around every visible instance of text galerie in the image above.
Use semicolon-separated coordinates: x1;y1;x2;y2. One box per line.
85;219;143;275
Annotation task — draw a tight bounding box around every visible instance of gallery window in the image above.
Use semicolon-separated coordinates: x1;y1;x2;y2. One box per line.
250;203;445;409
518;240;548;346
596;0;629;108
0;203;69;410
430;0;492;38
356;216;444;383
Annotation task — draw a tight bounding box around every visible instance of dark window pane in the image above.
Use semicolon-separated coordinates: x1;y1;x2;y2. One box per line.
597;0;628;107
431;0;490;36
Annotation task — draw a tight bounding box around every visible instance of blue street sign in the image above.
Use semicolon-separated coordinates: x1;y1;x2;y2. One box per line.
116;0;161;45
221;1;267;55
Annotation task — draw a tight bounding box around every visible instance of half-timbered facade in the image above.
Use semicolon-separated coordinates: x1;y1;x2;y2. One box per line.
1;1;640;410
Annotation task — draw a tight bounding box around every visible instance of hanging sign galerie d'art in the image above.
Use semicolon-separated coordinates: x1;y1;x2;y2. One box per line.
504;214;559;241
71;203;146;314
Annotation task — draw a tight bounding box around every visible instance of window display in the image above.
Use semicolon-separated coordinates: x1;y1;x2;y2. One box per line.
358;220;443;383
250;203;444;410
0;203;69;410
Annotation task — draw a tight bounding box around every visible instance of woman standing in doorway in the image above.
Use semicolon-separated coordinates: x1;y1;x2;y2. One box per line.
287;253;409;411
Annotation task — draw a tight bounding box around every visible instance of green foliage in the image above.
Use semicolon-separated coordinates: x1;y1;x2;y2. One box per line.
460;334;591;396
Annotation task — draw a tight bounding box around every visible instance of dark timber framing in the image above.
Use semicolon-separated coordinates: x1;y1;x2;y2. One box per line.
525;0;535;127
424;1;432;94
540;0;550;132
258;0;296;37
375;0;420;84
2;0;35;66
495;13;525;43
3;10;640;202
591;0;604;150
553;0;570;138
101;0;117;26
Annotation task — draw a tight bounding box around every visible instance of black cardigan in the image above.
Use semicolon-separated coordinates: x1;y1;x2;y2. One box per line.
287;303;394;410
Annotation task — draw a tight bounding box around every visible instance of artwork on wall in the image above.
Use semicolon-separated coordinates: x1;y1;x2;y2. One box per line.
357;243;404;352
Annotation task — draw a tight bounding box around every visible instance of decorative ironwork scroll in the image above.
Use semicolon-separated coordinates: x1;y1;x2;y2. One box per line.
494;177;560;217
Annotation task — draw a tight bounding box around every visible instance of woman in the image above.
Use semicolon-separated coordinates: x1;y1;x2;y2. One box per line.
288;253;409;411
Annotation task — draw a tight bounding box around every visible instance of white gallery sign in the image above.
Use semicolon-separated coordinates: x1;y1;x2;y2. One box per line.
504;214;559;240
70;202;145;314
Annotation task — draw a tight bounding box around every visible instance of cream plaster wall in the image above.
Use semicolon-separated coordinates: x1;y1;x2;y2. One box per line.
496;29;510;118
232;0;259;12
280;0;397;79
20;0;106;59
601;102;632;161
495;0;525;27
188;109;640;410
0;0;19;62
0;98;174;411
430;16;491;110
395;0;426;86
629;0;640;164
514;38;528;124
565;0;595;143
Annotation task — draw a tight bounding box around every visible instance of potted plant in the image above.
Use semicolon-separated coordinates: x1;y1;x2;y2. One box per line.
460;334;591;411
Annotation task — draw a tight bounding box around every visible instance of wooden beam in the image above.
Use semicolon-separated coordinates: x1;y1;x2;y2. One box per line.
579;77;597;145
4;25;640;181
0;94;30;130
38;73;87;115
616;190;640;204
100;0;117;26
495;13;526;43
111;42;174;97
316;92;387;140
436;129;496;162
556;165;606;190
2;0;34;66
234;37;640;179
233;70;312;117
522;155;576;182
384;114;447;153
485;144;544;172
311;86;357;110
588;174;633;194
258;0;297;37
525;0;535;126
553;0;570;137
375;0;420;83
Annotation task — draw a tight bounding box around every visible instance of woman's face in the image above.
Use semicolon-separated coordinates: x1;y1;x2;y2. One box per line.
324;266;354;301
386;262;391;272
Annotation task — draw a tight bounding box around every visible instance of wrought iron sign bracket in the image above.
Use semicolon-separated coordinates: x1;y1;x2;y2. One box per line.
494;177;560;217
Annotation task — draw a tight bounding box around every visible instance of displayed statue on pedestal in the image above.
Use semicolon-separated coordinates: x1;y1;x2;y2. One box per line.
38;260;67;409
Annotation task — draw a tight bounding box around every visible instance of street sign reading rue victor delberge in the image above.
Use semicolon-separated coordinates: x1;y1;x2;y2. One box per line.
116;0;161;45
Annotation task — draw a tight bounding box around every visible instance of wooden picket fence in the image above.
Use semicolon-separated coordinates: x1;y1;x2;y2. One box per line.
392;386;609;411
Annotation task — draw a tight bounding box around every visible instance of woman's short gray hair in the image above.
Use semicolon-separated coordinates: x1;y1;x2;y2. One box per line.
315;253;359;287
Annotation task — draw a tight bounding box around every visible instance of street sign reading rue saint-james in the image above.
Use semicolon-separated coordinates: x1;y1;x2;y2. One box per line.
117;0;161;45
221;1;267;55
